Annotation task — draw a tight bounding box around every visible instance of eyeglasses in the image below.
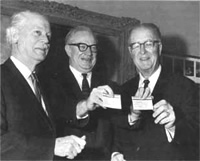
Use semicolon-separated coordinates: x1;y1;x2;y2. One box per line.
129;40;161;51
68;43;97;52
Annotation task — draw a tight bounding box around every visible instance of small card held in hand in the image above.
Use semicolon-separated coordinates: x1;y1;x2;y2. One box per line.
102;94;122;109
132;96;154;110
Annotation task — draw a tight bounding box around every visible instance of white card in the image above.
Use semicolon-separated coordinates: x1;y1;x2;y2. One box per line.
132;96;154;110
102;94;121;109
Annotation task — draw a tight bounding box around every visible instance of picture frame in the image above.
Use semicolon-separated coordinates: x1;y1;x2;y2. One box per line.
1;0;140;85
161;54;200;84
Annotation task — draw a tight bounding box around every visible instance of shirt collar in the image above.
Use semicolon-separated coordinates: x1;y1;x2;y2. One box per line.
69;65;92;78
10;56;32;80
139;65;161;92
69;65;92;87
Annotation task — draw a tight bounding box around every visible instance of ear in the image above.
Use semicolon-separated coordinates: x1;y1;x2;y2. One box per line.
128;46;135;59
7;27;19;44
128;46;132;54
158;43;162;56
65;45;71;57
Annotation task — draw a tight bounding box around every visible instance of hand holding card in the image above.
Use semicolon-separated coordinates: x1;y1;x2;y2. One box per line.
102;94;122;109
132;96;154;110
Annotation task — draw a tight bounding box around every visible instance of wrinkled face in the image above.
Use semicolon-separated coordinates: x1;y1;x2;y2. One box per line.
17;15;51;64
65;31;97;73
128;27;162;77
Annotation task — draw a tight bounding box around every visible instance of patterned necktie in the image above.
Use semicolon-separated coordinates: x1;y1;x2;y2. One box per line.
82;73;90;99
30;71;41;103
143;79;150;89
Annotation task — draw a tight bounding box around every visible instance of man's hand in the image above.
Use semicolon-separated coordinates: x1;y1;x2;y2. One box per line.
130;87;151;117
86;85;114;110
153;100;176;129
76;85;114;117
135;86;151;99
54;135;86;159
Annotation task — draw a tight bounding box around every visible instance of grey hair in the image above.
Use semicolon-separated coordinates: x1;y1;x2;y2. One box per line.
65;25;97;44
128;23;162;44
6;10;48;44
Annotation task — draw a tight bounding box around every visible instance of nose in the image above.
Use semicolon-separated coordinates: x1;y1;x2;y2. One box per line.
41;34;50;44
140;44;146;55
85;47;93;56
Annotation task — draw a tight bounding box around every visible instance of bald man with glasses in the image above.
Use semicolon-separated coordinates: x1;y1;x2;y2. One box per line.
41;26;119;160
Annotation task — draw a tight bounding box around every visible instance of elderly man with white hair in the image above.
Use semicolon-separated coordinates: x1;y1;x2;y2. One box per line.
0;10;87;160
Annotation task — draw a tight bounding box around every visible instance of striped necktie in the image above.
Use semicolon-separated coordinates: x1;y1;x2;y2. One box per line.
30;71;41;103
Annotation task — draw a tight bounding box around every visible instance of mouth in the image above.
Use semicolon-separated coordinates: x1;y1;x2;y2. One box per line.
35;47;48;54
140;56;150;61
81;57;92;62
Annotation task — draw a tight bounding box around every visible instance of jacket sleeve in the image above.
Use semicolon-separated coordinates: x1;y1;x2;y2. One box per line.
172;79;199;152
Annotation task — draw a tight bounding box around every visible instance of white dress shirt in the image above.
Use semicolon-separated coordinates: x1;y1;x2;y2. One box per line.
138;65;161;93
69;65;92;90
10;56;48;115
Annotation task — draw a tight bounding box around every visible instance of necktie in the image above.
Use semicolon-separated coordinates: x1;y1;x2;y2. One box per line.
82;73;90;98
143;79;150;89
30;71;41;103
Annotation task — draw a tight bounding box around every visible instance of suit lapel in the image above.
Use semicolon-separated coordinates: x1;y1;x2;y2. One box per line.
91;72;105;88
40;90;56;130
130;75;140;96
59;66;106;100
5;59;39;101
61;66;83;99
5;59;54;129
151;68;169;104
131;68;169;104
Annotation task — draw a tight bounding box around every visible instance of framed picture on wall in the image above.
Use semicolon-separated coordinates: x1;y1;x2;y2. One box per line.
161;54;200;84
185;60;194;76
196;62;200;78
1;0;140;85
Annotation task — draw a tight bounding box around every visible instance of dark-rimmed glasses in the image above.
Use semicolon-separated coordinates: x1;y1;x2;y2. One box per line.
68;43;97;52
129;40;161;51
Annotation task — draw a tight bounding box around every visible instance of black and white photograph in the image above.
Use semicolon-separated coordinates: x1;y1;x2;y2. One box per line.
1;0;199;161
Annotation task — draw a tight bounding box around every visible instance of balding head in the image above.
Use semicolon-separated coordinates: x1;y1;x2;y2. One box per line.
128;23;162;45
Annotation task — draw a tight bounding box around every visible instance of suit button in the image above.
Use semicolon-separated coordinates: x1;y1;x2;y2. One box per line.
66;119;73;124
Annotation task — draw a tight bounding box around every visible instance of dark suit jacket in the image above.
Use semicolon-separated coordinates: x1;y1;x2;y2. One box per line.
1;59;56;160
112;68;199;160
40;65;119;160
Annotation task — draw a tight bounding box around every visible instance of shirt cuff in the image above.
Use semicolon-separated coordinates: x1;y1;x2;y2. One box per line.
76;114;89;120
128;113;139;125
111;152;121;159
165;126;175;142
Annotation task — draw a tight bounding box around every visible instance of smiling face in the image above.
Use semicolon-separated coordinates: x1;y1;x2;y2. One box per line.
65;30;97;73
16;14;51;66
128;27;162;77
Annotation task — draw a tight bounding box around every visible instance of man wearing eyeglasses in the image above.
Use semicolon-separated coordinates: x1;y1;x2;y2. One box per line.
42;26;119;160
111;23;199;161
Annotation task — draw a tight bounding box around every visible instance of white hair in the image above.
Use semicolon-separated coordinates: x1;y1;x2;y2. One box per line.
6;10;48;44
